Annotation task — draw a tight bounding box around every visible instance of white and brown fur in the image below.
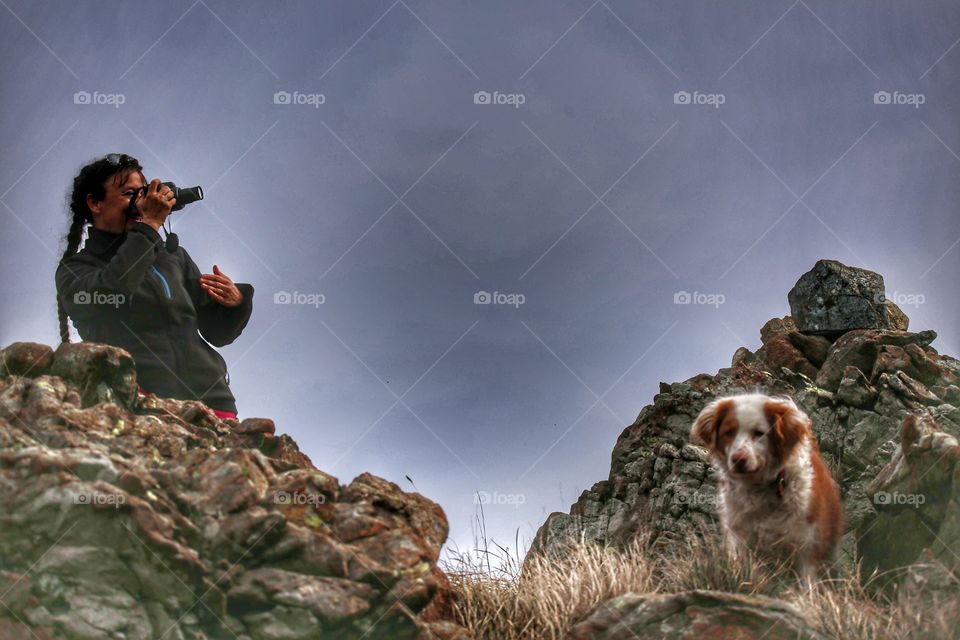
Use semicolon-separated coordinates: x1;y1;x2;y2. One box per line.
690;393;843;579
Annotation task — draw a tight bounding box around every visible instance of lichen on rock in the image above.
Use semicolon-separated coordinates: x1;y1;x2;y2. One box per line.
528;261;960;603
0;341;465;639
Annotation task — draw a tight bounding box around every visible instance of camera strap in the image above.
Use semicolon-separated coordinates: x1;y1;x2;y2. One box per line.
163;219;179;253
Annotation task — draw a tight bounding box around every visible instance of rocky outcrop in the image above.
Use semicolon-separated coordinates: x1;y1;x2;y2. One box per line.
528;261;960;593
859;412;960;587
566;591;825;640
0;342;467;639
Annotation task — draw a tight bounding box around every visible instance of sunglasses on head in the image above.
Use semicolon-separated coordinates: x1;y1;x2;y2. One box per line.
104;153;137;166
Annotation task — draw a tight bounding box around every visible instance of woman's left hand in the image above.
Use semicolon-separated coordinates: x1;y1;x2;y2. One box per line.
200;265;243;308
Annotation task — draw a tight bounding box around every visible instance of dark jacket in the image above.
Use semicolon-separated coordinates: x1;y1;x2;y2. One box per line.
55;222;254;413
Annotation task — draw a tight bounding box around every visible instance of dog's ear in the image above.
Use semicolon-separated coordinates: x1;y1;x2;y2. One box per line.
691;398;732;451
764;398;809;459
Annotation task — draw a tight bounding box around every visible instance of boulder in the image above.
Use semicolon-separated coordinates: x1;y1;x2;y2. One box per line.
787;260;889;335
731;346;755;367
0;341;466;639
49;341;139;408
858;412;960;588
566;590;825;639
814;329;939;392
0;342;54;377
759;316;796;344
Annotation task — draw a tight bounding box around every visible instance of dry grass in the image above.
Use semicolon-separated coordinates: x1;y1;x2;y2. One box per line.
788;567;960;640
441;520;959;640
443;532;655;640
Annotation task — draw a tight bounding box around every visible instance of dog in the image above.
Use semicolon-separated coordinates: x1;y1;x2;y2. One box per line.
690;393;843;579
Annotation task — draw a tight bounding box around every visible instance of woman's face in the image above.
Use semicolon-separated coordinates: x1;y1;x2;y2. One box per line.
87;169;146;234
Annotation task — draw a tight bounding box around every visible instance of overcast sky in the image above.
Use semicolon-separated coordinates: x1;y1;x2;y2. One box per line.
2;0;959;567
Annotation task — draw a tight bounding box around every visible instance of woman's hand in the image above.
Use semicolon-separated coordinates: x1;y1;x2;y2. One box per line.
132;179;175;230
200;265;243;307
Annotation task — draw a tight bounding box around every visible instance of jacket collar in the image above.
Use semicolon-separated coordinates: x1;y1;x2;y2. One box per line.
84;225;127;256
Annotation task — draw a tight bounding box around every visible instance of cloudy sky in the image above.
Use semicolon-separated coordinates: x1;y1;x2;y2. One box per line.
2;0;959;566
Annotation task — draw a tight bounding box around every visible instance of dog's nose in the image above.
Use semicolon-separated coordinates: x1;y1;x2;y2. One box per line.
731;452;749;471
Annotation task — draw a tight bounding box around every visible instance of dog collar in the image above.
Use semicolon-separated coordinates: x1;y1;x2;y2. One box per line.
772;469;787;499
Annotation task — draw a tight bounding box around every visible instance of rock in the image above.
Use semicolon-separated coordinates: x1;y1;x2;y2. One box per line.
50;341;139;408
881;371;942;406
903;343;950;385
528;261;960;603
871;345;914;380
835;366;877;409
755;334;818;380
787;331;832;367
814;329;938;392
788;259;889;335
731;346;754;367
898;548;959;609
227;568;375;622
0;342;54;377
940;385;960;406
840;411;903;475
0;342;466;639
236;416;277;435
885;299;910;331
778;367;819;391
858;412;960;588
760;316;797;344
566;590;825;639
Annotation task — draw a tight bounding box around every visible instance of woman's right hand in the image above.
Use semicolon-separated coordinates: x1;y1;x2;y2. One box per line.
132;179;176;230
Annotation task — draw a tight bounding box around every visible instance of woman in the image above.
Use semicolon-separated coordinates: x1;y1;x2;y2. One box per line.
56;153;254;420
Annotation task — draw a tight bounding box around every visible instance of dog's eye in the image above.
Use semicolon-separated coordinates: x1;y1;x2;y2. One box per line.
753;430;765;438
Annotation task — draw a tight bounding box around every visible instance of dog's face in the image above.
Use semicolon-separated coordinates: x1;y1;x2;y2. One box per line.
691;393;809;481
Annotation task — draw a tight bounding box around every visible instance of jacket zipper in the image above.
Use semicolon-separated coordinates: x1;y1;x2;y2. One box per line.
151;265;172;299
149;262;228;401
150;264;183;398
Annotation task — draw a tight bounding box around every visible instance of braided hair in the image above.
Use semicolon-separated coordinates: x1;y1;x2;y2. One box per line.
59;154;143;343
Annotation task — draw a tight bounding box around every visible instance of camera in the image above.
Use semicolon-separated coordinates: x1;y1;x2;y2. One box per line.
125;181;204;218
163;182;203;211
